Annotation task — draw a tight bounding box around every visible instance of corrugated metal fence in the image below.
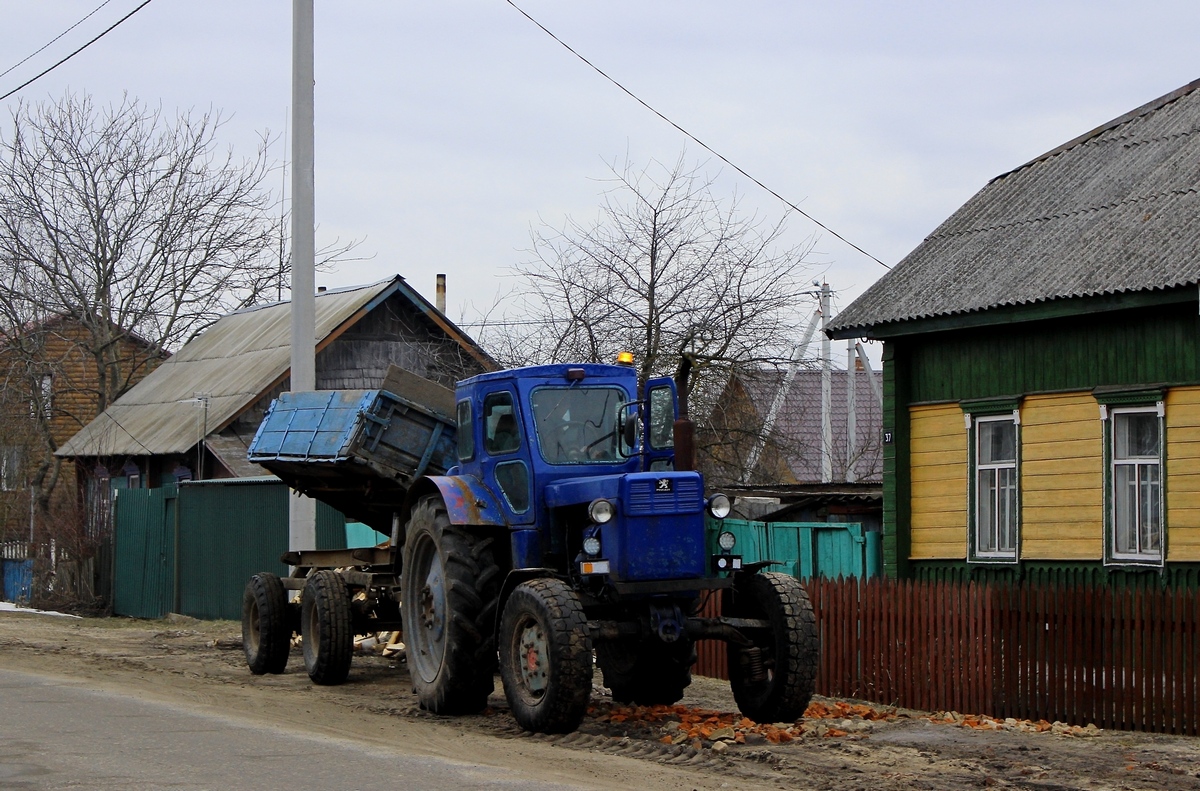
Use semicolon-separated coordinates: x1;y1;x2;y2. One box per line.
699;577;1200;735
113;480;347;620
112;488;176;618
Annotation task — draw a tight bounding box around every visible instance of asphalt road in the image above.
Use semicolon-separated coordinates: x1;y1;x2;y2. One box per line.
0;668;584;791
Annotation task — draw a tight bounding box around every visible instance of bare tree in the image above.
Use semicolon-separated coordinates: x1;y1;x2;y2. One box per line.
483;154;817;478
0;93;290;525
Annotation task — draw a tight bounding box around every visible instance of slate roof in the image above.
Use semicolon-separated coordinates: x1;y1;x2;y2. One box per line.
57;276;491;458
736;368;883;484
829;78;1200;338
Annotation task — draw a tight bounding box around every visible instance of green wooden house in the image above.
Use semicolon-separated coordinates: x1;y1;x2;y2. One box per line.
828;78;1200;587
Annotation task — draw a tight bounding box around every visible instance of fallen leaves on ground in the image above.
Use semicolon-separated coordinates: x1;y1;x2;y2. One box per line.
589;698;899;746
926;710;1102;737
585;697;1100;750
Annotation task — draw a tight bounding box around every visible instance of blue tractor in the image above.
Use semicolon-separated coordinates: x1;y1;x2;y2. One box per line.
242;360;819;733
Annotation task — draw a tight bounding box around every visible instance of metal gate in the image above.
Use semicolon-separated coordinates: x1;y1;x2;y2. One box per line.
113;479;347;620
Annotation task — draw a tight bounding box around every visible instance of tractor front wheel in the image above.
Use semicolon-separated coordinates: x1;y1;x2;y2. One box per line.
499;578;592;733
726;572;819;723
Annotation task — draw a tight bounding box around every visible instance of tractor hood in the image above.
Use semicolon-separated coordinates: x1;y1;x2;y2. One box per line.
543;470;704;515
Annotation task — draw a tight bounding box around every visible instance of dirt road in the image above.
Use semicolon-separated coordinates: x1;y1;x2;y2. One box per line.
1;609;1197;790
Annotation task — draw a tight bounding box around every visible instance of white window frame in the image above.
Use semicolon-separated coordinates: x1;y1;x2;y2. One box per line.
1106;403;1164;565
968;411;1020;563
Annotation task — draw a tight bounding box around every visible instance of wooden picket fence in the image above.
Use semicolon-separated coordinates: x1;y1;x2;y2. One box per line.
694;577;1200;735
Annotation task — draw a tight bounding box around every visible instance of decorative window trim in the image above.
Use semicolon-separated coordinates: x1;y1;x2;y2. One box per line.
963;408;1021;564
960;396;1023;416
1100;399;1166;568
1093;386;1164;408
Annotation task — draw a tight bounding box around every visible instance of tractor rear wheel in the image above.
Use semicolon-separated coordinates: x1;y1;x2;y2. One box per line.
725;572;819;723
596;637;695;705
242;572;292;675
401;494;501;714
499;578;592;733
301;569;353;685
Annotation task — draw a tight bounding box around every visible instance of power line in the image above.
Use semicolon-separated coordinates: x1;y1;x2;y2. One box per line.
503;1;891;270
0;0;156;104
0;0;116;83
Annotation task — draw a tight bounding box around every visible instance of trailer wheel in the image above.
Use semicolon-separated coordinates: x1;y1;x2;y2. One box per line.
242;572;293;675
499;578;592;733
401;494;501;714
726;572;818;723
301;569;353;685
596;637;695;705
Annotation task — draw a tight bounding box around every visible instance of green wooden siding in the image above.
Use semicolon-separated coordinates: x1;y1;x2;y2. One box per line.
906;302;1200;405
882;342;911;578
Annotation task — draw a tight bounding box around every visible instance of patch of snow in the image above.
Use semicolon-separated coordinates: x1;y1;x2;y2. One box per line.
0;601;82;619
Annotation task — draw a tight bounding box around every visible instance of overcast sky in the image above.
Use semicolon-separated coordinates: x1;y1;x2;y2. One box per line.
1;1;1197;359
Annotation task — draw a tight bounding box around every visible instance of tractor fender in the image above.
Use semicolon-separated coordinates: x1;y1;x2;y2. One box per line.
399;475;508;546
492;568;567;640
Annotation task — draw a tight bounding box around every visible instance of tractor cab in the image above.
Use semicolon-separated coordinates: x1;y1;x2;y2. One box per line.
448;362;720;584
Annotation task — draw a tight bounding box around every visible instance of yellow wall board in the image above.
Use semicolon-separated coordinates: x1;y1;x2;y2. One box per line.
1166;386;1200;407
1022;505;1102;527
1166;387;1200;560
1022;487;1105;509
1022;439;1103;462
909;403;966;559
1019;393;1103;559
1019;471;1102;491
1022;538;1103;559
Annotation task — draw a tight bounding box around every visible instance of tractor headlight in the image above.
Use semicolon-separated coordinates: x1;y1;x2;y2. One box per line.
588;498;615;524
707;493;732;520
718;531;737;552
582;536;602;557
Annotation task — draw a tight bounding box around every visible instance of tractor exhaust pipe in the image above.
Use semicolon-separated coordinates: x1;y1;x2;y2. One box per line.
673;354;696;471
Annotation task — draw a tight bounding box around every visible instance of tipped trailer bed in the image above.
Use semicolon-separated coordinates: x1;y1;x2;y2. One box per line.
247;386;456;535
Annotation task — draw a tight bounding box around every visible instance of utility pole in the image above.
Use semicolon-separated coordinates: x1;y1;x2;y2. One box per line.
289;0;317;552
820;281;833;483
846;338;857;483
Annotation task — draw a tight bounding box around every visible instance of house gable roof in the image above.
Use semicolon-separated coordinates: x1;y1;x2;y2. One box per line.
829;78;1200;339
731;368;883;485
57;276;493;457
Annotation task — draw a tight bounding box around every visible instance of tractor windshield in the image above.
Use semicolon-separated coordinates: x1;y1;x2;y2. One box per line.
530;386;629;465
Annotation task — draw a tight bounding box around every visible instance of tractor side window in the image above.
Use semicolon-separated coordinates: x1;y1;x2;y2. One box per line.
484;392;520;455
494;460;530;513
456;400;474;460
648;386;675;450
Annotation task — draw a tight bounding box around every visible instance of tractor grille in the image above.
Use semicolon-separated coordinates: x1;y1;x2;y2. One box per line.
625;477;703;516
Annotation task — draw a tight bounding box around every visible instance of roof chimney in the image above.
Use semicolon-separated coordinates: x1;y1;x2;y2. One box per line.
436;274;446;313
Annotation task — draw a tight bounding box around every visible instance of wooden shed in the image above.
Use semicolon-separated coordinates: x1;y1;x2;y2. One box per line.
57;275;495;534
